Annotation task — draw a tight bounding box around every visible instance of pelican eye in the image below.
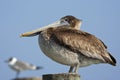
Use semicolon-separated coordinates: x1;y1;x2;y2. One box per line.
60;18;70;26
64;18;69;22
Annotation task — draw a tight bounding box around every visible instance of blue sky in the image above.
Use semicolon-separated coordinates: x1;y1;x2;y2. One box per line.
0;0;120;80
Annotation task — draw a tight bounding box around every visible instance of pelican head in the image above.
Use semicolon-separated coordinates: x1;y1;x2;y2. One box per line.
61;15;82;29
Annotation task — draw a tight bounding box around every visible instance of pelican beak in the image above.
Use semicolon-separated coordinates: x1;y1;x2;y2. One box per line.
20;20;68;37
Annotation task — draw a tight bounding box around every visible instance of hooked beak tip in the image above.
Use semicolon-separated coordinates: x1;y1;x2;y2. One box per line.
20;32;35;37
20;34;25;37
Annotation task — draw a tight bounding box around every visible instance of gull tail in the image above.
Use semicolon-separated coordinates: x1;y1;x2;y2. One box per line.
36;66;43;70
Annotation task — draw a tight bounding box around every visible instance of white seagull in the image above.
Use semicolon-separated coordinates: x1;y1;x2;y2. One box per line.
5;57;42;78
21;15;116;73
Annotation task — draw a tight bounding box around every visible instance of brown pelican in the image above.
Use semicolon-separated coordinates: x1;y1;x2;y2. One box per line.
21;15;116;73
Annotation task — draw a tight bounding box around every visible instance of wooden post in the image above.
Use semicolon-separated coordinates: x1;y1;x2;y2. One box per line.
43;73;80;80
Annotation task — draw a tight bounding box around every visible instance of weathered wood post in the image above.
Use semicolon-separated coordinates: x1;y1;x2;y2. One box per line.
43;73;80;80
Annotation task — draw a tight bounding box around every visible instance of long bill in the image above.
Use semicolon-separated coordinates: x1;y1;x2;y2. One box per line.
20;20;67;37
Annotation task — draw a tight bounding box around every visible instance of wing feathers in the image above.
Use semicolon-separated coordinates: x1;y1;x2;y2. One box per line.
50;27;116;65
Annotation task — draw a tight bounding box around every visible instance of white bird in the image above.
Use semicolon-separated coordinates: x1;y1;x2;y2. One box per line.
21;15;116;73
5;57;42;78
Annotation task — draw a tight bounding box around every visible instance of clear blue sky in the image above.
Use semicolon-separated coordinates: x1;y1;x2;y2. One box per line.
0;0;119;80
